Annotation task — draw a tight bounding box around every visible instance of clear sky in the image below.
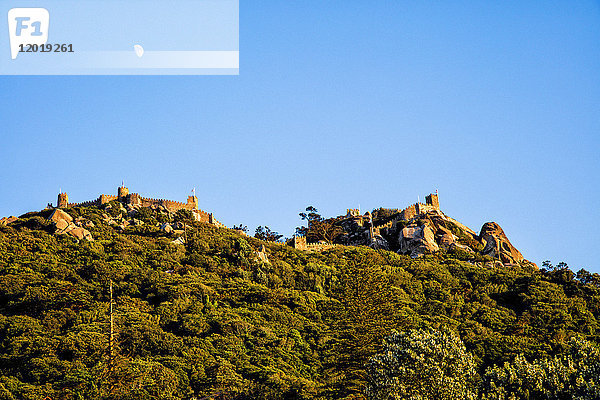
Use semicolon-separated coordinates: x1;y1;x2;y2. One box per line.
1;1;599;272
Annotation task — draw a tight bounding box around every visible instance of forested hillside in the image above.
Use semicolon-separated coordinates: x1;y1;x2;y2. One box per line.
0;205;599;399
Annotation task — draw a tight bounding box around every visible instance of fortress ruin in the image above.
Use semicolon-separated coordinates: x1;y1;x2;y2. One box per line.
294;192;441;250
343;192;440;228
54;185;223;226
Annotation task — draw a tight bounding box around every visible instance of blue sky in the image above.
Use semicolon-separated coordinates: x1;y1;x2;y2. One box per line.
1;1;599;272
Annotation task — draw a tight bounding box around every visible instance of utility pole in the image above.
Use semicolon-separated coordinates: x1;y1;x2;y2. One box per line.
109;280;114;373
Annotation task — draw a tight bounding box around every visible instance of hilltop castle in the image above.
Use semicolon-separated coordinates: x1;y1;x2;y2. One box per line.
293;192;440;251
344;192;440;227
54;185;223;226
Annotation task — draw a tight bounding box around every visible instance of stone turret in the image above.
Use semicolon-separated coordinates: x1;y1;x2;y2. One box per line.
187;195;198;210
425;193;439;210
57;192;69;208
294;236;307;250
118;185;129;201
346;208;360;217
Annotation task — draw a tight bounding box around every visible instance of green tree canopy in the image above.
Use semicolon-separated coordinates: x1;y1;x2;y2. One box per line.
366;328;477;400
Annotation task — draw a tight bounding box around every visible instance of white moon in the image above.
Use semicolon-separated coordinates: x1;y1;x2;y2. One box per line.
134;44;144;58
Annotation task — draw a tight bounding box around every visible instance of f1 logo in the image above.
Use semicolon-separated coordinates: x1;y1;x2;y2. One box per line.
7;8;49;59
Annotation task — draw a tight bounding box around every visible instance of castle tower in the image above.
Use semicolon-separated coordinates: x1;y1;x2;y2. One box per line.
294;236;307;250
346;208;360;217
425;193;440;210
130;193;141;207
118;185;129;201
57;192;69;208
187;195;198;210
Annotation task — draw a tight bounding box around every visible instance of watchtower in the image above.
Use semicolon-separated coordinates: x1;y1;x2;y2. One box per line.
425;193;439;210
57;192;69;208
187;195;198;210
118;185;129;201
294;236;307;250
346;208;360;217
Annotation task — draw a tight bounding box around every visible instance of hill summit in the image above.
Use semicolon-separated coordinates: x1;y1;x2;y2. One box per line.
1;188;531;267
0;188;598;399
294;192;530;266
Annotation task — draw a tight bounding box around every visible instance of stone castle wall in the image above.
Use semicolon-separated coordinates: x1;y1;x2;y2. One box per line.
426;193;439;209
397;193;440;221
55;186;223;227
346;208;360;217
400;204;417;220
292;236;338;252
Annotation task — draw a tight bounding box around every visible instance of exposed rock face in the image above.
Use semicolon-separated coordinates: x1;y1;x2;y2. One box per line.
48;209;73;224
436;225;456;249
398;224;439;257
256;244;270;263
55;219;70;231
334;205;529;265
161;223;174;234
48;209;93;241
0;216;18;225
67;226;94;241
450;242;475;253
479;222;523;264
55;222;94;241
369;235;390;250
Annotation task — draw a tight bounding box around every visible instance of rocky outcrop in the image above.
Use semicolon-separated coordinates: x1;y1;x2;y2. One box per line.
0;216;18;225
256;244;270;263
369;234;390;250
66;226;94;241
479;222;523;264
331;203;530;265
48;209;93;241
398;224;439;257
161;223;174;234
436;225;456;249
48;209;73;225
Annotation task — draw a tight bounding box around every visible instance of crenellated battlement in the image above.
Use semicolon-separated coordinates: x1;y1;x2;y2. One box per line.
68;199;101;208
292;236;338;252
346;208;361;217
397;192;440;221
341;192;440;226
53;185;222;227
343;192;439;225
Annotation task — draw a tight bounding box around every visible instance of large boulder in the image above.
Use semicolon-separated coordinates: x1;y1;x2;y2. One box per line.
256;244;270;264
49;209;76;235
160;223;174;234
55;218;71;231
435;225;455;249
398;224;439;257
68;226;94;241
48;209;73;224
478;222;523;264
0;216;18;225
55;221;94;241
49;210;93;241
369;234;390;250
